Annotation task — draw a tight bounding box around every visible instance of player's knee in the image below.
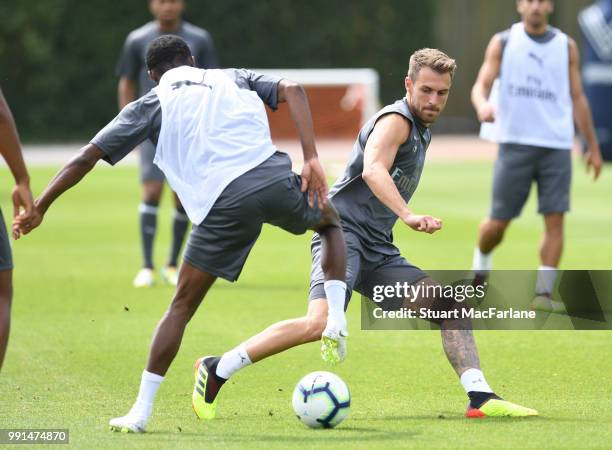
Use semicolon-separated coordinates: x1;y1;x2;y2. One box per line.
315;202;341;232
143;182;163;203
544;214;564;237
482;218;508;237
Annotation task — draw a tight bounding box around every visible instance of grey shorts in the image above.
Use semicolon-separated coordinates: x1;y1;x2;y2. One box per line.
183;159;322;282
491;143;572;220
139;139;165;183
0;209;13;271
308;230;427;306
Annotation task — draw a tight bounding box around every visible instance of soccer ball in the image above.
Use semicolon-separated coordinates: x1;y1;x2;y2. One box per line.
292;371;351;429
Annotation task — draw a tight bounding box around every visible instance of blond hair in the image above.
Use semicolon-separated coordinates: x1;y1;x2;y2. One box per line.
408;48;457;81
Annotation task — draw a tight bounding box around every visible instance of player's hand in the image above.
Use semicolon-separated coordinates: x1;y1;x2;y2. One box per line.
477;102;496;123
12;202;43;240
403;214;442;234
300;157;329;209
11;181;34;239
584;146;603;181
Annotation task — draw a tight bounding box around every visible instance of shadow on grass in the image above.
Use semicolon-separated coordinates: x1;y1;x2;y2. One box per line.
139;428;419;444
361;413;465;422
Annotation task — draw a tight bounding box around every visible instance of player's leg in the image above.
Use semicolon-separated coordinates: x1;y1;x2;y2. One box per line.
398;275;538;417
213;230;358;377
309;201;349;361
241;298;329;362
190;174;350;420
192;241;358;420
110;262;217;432
260;174;347;359
532;148;571;312
187;177;271;420
191;300;329;421
192;301;329;420
476;218;510;256
0;270;12;372
0;210;14;372
134;140;165;288
147;263;217;374
540;213;564;268
473;144;534;277
532;213;566;312
161;192;189;286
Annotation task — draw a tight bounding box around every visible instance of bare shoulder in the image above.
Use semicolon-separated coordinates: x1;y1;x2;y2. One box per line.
486;33;504;58
567;37;580;63
372;113;412;144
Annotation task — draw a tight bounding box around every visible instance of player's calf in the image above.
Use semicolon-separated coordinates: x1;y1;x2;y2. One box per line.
311;203;349;364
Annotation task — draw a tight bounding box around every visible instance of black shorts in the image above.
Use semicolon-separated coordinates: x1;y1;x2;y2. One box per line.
491;143;572;220
183;154;322;281
0;209;13;271
308;230;427;306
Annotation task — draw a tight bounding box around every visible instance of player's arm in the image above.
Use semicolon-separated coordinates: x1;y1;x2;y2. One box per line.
362;114;441;234
15;96;154;237
0;89;34;227
13;144;105;238
471;35;503;123
116;35;140;110
568;38;603;180
277;79;328;208
118;77;137;110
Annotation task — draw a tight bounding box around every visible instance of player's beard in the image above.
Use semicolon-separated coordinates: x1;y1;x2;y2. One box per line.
418;105;440;127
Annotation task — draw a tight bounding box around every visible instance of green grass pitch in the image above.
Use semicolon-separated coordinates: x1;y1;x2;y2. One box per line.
1;159;611;449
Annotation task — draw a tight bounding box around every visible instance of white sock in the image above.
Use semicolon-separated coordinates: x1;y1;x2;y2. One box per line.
472;247;492;274
460;368;493;393
129;370;164;420
324;280;347;332
535;265;558;295
216;344;252;380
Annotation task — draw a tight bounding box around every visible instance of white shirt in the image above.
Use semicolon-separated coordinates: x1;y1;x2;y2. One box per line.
482;23;574;150
153;66;277;224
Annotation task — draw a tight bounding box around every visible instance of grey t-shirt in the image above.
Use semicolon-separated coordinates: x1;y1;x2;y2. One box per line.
116;21;219;97
91;68;282;166
329;99;431;255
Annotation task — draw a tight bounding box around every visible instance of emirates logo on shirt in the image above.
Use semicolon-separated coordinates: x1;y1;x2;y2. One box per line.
507;82;557;103
390;167;416;194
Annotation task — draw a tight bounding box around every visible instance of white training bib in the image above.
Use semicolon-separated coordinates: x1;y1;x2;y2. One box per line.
495;23;574;150
153;66;277;225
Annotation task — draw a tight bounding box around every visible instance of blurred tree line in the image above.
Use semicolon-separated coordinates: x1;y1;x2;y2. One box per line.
0;0;434;141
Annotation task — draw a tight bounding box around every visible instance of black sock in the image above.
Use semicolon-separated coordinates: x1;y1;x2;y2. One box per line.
168;206;189;267
203;356;226;403
468;391;501;409
139;201;158;269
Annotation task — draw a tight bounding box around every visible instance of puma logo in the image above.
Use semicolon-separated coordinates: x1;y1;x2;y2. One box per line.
528;52;544;67
171;80;213;90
